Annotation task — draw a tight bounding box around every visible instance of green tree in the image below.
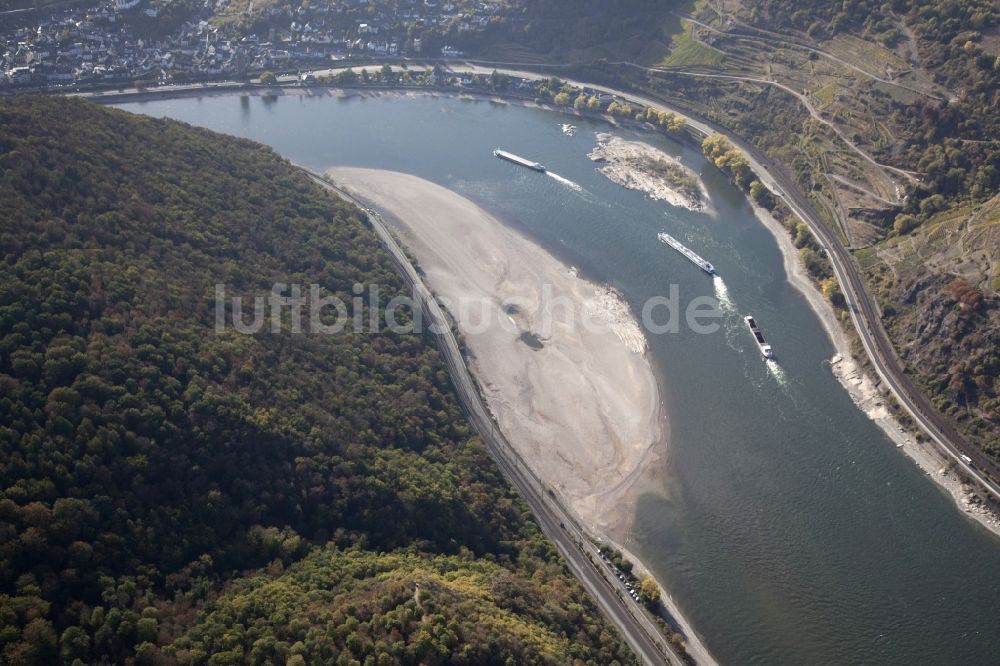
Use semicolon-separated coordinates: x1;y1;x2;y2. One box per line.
0;94;642;666
749;180;775;209
335;68;358;84
892;213;920;235
799;247;831;279
489;69;509;90
60;626;90;662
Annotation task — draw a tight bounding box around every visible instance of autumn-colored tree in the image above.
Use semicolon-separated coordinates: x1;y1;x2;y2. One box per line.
822;278;846;307
638;575;661;606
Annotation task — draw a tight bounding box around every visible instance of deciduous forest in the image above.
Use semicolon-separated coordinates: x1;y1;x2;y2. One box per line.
0;96;634;665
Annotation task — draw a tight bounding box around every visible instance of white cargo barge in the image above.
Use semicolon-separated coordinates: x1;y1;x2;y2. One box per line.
657;232;716;275
493;148;547;172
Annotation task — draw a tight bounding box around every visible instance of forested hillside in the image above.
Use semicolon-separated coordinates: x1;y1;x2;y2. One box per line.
463;0;677;63
0;96;635;665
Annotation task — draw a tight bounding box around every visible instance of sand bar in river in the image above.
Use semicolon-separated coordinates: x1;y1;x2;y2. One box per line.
326;167;666;532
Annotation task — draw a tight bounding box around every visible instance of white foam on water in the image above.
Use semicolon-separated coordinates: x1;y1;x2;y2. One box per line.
708;276;744;353
713;275;736;315
766;358;790;387
546;171;583;191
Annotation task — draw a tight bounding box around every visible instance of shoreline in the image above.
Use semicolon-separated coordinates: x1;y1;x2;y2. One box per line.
611;539;714;664
749;201;1000;538
324;167;717;663
306;169;684;665
327;167;665;534
80;79;555;110
106;79;997;647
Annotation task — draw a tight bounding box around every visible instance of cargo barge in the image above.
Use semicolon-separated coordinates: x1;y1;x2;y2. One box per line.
744;315;774;359
493;148;547;172
657;232;716;275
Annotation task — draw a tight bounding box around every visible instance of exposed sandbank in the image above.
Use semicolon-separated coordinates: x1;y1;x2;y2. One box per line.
589;133;713;214
326;167;665;534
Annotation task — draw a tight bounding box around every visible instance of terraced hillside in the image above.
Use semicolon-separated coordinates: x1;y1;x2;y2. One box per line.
859;195;1000;458
510;0;1000;465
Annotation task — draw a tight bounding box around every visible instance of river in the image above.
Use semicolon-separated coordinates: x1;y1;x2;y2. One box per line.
116;90;1000;665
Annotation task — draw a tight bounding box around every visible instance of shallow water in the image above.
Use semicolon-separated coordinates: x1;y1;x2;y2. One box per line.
118;92;1000;665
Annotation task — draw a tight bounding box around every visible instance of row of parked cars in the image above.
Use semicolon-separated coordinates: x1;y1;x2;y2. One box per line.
598;550;642;603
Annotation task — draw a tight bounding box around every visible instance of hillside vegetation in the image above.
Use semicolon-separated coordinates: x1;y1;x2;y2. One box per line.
510;0;1000;463
470;0;680;64
0;96;635;665
705;0;1000;460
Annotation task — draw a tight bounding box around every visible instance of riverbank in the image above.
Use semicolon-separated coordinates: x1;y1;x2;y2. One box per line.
611;540;717;666
326;167;665;535
103;71;1000;650
326;166;722;664
75;77;545;110
104;69;1000;544
750;201;1000;538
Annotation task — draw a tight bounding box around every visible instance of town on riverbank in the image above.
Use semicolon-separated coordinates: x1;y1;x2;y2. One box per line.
2;0;495;90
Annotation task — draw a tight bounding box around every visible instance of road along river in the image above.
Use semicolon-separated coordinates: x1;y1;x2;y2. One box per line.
117;91;1000;664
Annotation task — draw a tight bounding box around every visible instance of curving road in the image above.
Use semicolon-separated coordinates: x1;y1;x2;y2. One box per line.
303;171;687;666
461;59;920;190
